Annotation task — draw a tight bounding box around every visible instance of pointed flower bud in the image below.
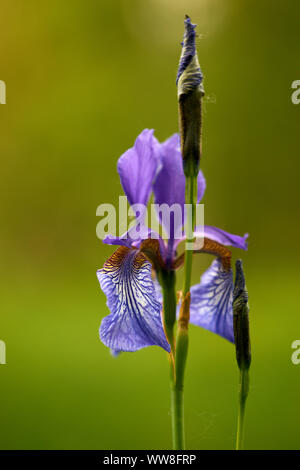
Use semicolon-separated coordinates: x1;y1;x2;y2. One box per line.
233;260;251;371
177;15;204;177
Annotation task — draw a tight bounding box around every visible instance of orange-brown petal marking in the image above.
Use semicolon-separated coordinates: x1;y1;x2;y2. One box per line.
102;246;150;276
139;238;165;271
194;237;232;271
103;245;135;267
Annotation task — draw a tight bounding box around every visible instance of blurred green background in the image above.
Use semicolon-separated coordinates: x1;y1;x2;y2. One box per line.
1;0;299;450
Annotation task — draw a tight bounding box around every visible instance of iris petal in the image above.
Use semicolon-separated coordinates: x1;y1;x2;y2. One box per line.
97;246;170;352
173;225;248;255
153;275;163;305
110;349;121;357
153;133;206;237
189;259;234;342
194;226;248;251
117;129;160;208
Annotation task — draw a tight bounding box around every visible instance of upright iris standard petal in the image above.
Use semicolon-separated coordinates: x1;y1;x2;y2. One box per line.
97;246;170;352
117;129;160;208
194;226;248;251
189;259;234;342
153;133;206;238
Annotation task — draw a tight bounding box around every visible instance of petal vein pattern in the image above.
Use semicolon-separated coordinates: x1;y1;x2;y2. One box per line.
97;247;170;352
189;259;234;342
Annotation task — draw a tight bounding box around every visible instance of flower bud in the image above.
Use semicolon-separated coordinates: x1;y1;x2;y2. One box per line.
177;15;204;177
233;260;251;371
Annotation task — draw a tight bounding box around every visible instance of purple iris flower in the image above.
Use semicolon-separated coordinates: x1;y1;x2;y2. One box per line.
97;129;248;353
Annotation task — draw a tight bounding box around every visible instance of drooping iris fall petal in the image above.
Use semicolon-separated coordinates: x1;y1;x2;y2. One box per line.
189;259;234;342
193;226;248;251
97;246;170;352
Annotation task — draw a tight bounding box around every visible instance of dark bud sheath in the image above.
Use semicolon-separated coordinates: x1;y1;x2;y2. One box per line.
233;260;251;371
177;16;204;177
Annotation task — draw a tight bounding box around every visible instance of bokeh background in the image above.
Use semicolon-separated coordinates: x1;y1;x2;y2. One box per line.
1;0;299;450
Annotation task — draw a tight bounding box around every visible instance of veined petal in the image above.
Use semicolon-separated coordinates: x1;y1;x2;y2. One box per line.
153;133;206;237
97;246;170;352
194;226;248;250
110;349;121;357
117;129;160;208
189;259;234;342
153;275;163;305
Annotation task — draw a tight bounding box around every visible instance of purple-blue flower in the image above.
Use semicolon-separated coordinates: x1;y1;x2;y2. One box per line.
97;129;248;352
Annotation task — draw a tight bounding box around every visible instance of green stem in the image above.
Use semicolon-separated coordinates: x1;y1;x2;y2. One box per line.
236;368;249;450
171;174;197;450
170;387;185;449
183;175;197;295
160;269;177;354
171;326;188;449
160;175;198;450
160;269;180;449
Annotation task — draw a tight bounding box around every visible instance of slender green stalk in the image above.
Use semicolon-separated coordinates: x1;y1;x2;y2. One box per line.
170;387;185;449
171;174;198;450
160;269;176;354
236;368;249;450
171;326;188;449
175;14;203;450
160;269;180;449
160;174;198;450
182;175;197;295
